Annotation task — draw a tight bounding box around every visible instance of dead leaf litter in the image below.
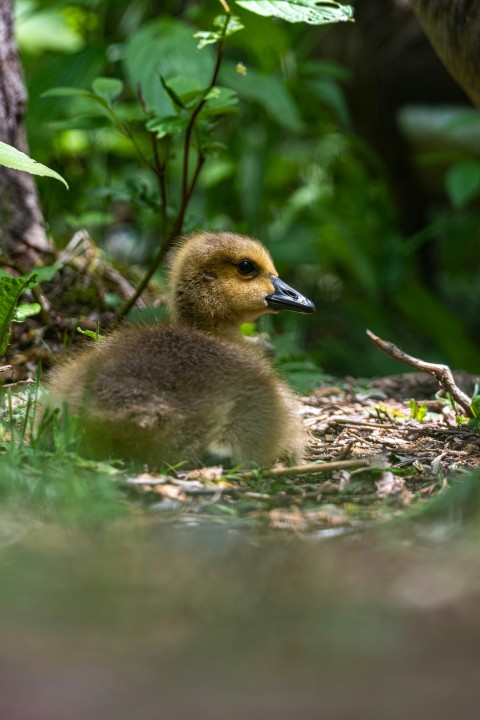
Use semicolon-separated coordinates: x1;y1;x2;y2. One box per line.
125;378;480;532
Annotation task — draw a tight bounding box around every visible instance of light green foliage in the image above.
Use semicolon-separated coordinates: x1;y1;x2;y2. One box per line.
13;303;41;322
277;358;326;394
91;77;124;104
15;2;85;54
124;19;215;116
203;87;239;116
235;0;353;24
0;140;68;188
0;272;40;356
445;160;480;208
77;324;104;341
146;115;189;139
271;332;326;393
0;385;125;523
226;68;302;131
194;14;245;49
0;266;60;356
470;383;480;419
240;322;257;336
42;85;120;121
408;399;427;423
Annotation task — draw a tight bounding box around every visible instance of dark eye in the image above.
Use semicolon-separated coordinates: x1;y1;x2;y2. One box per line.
237;259;257;276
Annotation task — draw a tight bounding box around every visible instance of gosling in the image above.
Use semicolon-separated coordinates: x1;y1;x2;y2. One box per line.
42;231;315;468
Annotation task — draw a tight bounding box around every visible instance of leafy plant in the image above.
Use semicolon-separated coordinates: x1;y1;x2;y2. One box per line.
0;265;60;357
0;384;125;523
408;399;427;423
471;383;480;418
36;1;353;318
0;272;42;357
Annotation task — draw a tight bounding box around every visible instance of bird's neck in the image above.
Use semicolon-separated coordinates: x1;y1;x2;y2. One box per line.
171;307;245;343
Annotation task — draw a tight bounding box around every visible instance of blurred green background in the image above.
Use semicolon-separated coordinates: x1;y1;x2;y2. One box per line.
15;0;480;377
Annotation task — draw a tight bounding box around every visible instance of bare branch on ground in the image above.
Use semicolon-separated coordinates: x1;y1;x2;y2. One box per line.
366;329;474;417
235;456;382;481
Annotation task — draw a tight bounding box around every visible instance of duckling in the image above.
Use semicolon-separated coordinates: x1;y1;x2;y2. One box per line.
42;231;315;468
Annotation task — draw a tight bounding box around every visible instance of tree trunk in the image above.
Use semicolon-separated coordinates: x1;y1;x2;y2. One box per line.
0;0;52;268
410;0;480;108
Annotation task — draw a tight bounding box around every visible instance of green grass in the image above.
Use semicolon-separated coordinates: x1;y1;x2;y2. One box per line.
2;378;480;537
0;384;127;525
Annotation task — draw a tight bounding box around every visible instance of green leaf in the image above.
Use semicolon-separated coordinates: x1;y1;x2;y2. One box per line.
225;67;302;132
202;87;239;116
164;76;206;106
92;77;124;104
445;161;480;208
0;270;39;287
124;19;215;116
194;14;245;49
307;78;351;127
15;8;84;54
470;382;480;418
277;358;326;394
43;86;111;118
160;76;188;110
0;274;34;355
193;31;217;50
235;0;354;24
77;326;105;341
408;399;427;422
13;303;41;322
471;398;480;419
145;115;189;139
240;322;257;337
215;14;244;34
0;267;56;353
32;265;62;283
42;86;99;99
0;141;68;189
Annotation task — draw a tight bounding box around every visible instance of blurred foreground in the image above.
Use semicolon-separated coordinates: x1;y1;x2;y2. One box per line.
1;513;480;720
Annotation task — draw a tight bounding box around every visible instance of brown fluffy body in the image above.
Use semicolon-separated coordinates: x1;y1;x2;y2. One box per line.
43;232;306;468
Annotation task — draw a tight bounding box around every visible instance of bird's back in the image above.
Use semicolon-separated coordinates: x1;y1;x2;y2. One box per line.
45;325;304;468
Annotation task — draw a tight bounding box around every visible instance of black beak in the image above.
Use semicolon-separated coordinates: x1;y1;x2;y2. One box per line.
266;275;316;314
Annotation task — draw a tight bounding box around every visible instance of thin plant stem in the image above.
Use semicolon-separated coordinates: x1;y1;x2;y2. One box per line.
179;16;228;206
138;83;168;238
117;15;231;319
152;134;168;239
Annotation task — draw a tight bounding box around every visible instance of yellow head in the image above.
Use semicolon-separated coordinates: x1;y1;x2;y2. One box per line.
168;231;315;335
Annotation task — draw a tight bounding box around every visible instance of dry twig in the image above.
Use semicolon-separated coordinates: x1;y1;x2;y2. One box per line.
367;329;474;418
234;456;383;481
126;457;383;493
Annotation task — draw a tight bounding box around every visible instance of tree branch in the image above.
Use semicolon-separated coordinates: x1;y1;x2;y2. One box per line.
366;329;474;417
